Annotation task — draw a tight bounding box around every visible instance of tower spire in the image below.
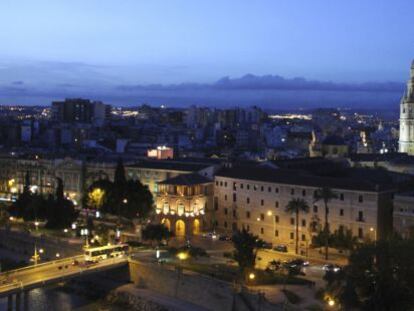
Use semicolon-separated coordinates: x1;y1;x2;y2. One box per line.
399;61;414;155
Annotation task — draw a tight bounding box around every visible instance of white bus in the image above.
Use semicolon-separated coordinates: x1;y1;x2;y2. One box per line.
84;244;129;262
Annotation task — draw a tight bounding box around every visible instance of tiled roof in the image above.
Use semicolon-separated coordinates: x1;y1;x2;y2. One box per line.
215;165;403;192
158;173;212;185
128;160;211;172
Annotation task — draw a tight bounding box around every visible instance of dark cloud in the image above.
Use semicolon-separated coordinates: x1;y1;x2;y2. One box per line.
11;81;24;85
116;74;404;93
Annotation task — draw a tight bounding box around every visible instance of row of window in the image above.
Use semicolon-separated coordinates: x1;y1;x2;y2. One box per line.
216;180;364;203
220;205;365;227
223;222;367;239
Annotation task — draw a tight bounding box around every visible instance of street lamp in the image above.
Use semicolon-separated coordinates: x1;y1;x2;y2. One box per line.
327;298;335;307
56;253;60;258
249;272;255;280
81;228;89;248
31;246;40;266
370;227;377;241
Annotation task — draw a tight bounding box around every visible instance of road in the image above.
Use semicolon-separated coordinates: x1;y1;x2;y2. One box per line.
176;236;332;284
0;255;127;297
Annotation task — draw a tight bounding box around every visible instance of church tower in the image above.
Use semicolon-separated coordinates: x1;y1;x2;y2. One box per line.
399;61;414;155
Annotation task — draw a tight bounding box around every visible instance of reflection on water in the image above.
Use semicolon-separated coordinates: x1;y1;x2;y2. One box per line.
0;286;121;311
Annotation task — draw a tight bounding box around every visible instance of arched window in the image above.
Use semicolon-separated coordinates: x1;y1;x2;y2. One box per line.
193;200;199;215
163;201;169;215
177;201;184;216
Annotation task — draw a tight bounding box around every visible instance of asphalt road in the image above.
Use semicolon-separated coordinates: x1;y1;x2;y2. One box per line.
0;255;127;296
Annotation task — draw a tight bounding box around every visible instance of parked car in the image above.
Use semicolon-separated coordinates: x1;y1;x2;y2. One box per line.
219;235;231;241
266;260;282;271
261;242;273;249
287;259;310;267
274;244;288;253
202;232;219;240
323;264;341;273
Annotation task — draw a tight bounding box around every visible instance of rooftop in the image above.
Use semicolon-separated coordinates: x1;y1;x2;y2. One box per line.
216;164;407;192
159;173;212;185
129;160;212;172
322;135;346;146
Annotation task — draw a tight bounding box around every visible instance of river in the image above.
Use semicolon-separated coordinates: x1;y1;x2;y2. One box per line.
0;285;124;311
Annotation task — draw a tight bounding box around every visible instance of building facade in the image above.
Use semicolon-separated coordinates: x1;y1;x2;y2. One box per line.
213;165;394;254
393;192;414;239
154;173;213;237
399;61;414;155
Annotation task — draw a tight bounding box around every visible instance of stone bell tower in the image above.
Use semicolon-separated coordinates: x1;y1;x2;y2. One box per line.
399;60;414;155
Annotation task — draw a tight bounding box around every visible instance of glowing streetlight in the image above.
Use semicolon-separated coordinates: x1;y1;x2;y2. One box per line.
267;211;272;216
55;253;60;258
256;217;261;222
249;273;255;280
370;227;377;241
327;299;335;307
63;228;68;233
39;248;44;254
177;252;188;260
123;198;128;204
81;228;89;248
71;223;77;230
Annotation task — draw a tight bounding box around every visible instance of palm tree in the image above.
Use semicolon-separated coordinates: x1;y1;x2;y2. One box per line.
285;198;310;255
314;187;338;260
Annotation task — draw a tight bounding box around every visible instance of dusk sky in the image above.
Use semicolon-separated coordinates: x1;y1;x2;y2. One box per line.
0;1;413;107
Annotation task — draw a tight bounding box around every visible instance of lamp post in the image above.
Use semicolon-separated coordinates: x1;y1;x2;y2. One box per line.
370;227;377;241
81;228;89;249
32;220;40;265
31;245;40;266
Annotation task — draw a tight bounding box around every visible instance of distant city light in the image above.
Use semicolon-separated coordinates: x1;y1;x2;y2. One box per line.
269;114;312;120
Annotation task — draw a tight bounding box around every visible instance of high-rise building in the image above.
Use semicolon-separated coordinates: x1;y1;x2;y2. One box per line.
399;61;414;155
51;98;111;125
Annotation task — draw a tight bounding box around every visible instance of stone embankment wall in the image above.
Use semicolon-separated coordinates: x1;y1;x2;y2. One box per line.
107;289;168;311
129;260;234;311
128;260;280;311
0;228;81;262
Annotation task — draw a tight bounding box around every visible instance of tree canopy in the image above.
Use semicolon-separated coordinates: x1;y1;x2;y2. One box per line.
331;237;414;310
9;177;78;230
142;223;173;246
84;159;153;220
232;228;264;276
285;198;310;254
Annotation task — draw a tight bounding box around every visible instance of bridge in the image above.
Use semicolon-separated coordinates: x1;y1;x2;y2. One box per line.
0;255;128;310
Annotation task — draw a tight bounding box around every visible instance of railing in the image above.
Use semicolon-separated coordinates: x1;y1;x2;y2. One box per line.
0;257;128;294
0;255;84;277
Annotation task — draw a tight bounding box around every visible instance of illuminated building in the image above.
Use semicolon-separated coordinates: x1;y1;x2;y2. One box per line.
399;61;414;155
155;173;213;237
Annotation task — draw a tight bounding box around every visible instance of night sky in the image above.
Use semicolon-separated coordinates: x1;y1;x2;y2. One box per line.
0;0;413;107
